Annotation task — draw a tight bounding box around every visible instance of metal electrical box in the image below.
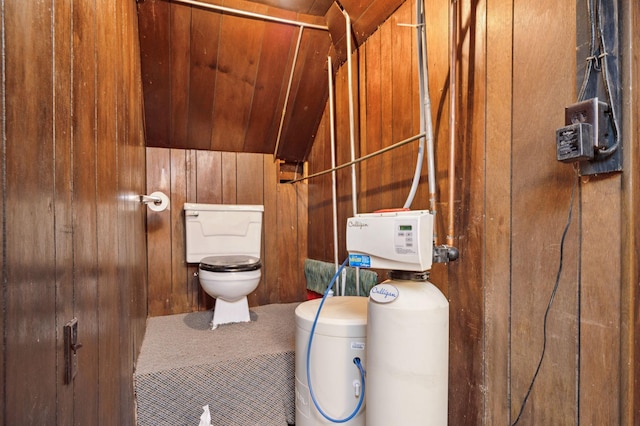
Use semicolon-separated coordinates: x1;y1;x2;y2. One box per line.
556;97;621;175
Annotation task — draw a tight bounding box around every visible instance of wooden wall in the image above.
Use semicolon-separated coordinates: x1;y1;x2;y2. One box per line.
146;148;308;316
307;0;639;424
0;0;148;424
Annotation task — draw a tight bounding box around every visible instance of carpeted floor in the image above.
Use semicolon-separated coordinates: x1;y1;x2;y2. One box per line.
134;303;299;426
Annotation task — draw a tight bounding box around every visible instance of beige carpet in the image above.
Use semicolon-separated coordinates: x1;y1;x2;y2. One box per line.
134;303;299;426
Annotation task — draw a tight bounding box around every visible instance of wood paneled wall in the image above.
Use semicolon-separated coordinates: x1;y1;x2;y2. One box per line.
146;148;308;316
0;0;148;424
307;0;639;424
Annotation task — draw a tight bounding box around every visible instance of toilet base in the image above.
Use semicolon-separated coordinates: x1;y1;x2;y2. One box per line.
211;297;251;329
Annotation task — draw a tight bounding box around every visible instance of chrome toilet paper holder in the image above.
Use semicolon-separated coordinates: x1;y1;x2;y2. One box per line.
139;194;163;205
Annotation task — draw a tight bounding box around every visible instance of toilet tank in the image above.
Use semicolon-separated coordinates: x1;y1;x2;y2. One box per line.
184;203;264;263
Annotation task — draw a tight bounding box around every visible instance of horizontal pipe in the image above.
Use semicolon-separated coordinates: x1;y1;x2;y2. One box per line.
168;0;330;31
288;132;426;184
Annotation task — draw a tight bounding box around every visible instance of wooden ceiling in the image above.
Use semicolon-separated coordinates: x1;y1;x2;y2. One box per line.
137;0;405;162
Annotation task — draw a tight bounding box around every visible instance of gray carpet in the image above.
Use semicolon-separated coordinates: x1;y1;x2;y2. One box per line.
134;303;299;426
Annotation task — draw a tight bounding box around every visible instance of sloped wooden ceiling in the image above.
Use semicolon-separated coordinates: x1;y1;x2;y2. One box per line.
137;0;405;162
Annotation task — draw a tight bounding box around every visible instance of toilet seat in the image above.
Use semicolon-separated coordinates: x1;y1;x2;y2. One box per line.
199;255;261;273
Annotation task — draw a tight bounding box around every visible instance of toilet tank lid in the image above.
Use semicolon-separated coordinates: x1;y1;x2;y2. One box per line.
184;203;264;212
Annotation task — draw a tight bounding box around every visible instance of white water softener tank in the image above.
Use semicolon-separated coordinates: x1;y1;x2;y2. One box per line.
295;296;367;426
366;275;449;425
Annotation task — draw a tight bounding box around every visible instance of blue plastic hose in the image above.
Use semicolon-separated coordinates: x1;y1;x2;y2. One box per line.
305;257;366;423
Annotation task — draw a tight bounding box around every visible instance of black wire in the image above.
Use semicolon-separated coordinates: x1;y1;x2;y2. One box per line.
510;169;579;426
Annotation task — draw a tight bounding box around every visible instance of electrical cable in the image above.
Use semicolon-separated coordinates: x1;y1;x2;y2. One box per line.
510;168;579;426
578;0;619;156
306;257;366;423
402;0;427;209
577;0;596;102
592;0;620;157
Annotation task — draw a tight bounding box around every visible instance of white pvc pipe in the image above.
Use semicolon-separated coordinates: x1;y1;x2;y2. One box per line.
342;8;359;295
169;0;329;31
273;28;304;158
342;9;358;217
327;56;341;295
421;0;437;216
403;0;430;210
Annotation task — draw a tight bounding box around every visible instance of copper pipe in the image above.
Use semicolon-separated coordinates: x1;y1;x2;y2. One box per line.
447;0;457;247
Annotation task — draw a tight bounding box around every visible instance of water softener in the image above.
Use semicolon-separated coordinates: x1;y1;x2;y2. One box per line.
347;209;450;425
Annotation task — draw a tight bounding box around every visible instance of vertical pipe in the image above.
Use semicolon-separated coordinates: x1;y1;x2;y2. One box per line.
342;9;358;217
417;0;438;231
327;56;341;295
447;0;457;247
342;8;359;295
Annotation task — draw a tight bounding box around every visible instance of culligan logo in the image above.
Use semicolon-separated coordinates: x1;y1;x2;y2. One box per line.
369;283;399;304
347;220;369;229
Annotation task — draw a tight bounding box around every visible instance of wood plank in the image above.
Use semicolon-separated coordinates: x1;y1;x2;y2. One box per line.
326;3;347;64
169;3;192;148
237;153;265;306
315;108;333;262
196;150;223;204
351;0;406;46
378;20;394;211
296;179;309;301
170;149;190;313
118;0;148;419
390;3;414;209
185;150;199;309
3;0;57;422
222;152;238;203
277;183;300;302
137;0;171;147
243;8;297;154
277;28;331;161
448;0;487;422
210;6;265;151
147;148;173;316
53;0;75;422
362;29;383;213
237;154;265;206
484;0;513;423
72;0;100;421
620;3;640;423
186;6;221;150
263;156;280;304
580;176;622;423
510;0;579;423
96;0;121;421
305;113;324;262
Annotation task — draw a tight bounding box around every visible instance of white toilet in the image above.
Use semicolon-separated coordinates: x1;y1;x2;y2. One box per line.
184;203;264;329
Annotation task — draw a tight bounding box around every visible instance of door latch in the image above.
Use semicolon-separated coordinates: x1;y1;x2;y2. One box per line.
64;318;82;384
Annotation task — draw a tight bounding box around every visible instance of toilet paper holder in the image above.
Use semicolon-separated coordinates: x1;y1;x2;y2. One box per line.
139;194;163;205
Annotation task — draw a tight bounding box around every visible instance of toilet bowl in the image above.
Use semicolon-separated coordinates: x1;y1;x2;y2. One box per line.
184;202;264;330
199;255;262;328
